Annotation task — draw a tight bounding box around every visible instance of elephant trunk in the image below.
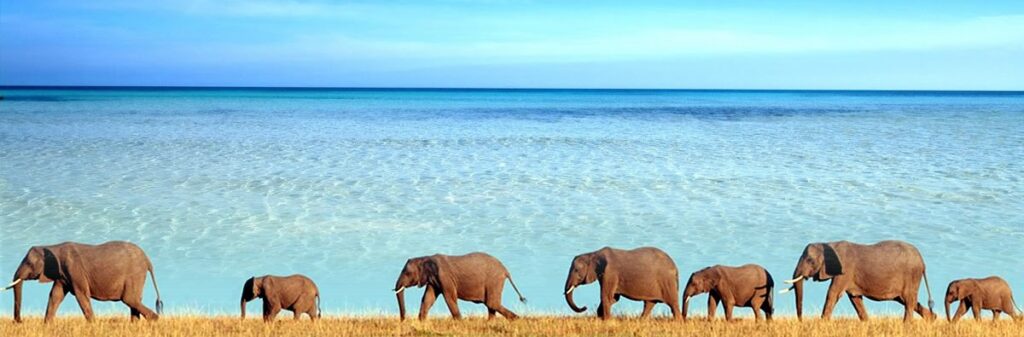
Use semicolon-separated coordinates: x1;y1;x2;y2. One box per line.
12;267;28;323
396;288;407;321
240;296;247;319
794;278;804;320
13;280;23;323
564;284;587;313
565;291;586;313
944;296;952;322
681;281;694;320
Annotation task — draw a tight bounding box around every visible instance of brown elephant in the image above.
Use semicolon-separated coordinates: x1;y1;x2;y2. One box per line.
682;264;774;321
240;274;321;322
945;276;1021;322
780;240;935;322
564;247;681;320
393;252;526;320
4;241;163;323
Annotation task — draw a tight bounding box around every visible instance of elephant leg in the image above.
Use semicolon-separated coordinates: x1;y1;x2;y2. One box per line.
495;306;518;320
1005;302;1018;319
308;308;319;321
751;295;765;322
71;290;95;322
913;302;933;319
707;295;718;319
45;284;68;323
820;284;844;320
723;300;735;321
900;293;919;322
640;301;655;319
847;294;869;321
953;302;968;321
419;287;438;320
993;310;1001;321
74;294;96;322
264;301;282;322
122;296;158;321
442;290;461;319
485;288;517;320
595;295;619;319
971;300;983;321
598;287;616;320
668;297;681;320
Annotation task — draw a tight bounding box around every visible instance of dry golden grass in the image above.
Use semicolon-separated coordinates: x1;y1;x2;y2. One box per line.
1;315;1020;337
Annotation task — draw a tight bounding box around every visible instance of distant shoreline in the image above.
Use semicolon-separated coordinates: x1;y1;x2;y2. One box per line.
2;85;1023;94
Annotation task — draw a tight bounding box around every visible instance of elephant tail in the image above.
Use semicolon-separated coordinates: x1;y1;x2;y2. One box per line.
1011;294;1022;320
765;269;775;316
148;263;164;314
316;293;322;319
923;271;934;313
506;273;527;303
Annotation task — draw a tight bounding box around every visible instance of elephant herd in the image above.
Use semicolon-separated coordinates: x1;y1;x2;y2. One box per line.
2;240;1020;324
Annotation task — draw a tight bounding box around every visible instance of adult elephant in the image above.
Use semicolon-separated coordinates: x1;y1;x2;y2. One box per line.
393;252;526;320
4;241;163;323
564;247;681;320
780;240;935;322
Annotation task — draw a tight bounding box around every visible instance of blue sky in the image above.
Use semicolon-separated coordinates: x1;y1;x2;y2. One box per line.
1;0;1023;89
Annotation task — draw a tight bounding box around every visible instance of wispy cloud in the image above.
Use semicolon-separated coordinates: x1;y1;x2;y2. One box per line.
3;1;1023;88
213;15;1024;66
75;0;369;18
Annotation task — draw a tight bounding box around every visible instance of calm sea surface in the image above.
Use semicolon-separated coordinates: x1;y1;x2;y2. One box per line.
1;88;1022;317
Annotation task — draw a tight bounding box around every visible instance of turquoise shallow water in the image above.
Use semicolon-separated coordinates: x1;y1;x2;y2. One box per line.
0;88;1022;317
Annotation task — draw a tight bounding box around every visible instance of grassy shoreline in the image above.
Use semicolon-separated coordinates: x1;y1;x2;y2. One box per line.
2;316;1020;337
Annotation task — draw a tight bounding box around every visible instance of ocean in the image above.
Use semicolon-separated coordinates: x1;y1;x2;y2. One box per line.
0;87;1021;317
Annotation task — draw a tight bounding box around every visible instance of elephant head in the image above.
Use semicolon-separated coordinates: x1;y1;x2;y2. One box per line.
393;256;444;321
240;276;265;319
944;280;980;321
563;251;604;313
681;267;719;319
785;243;843;319
7;247;62;323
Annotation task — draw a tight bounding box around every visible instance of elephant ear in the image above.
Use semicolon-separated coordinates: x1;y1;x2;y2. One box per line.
422;257;446;290
821;243;843;278
39;247;64;283
589;252;608;282
242;277;257;300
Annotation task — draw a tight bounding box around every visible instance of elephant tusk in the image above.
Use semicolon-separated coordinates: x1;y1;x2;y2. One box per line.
394;286;405;294
565;285;576;295
779;286;794;294
783;276;804;284
1;279;21;291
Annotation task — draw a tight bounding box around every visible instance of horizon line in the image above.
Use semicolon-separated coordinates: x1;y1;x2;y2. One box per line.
2;85;1023;93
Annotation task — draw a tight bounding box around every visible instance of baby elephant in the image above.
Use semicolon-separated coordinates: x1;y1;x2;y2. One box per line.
241;274;321;322
682;264;774;321
945;276;1021;322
